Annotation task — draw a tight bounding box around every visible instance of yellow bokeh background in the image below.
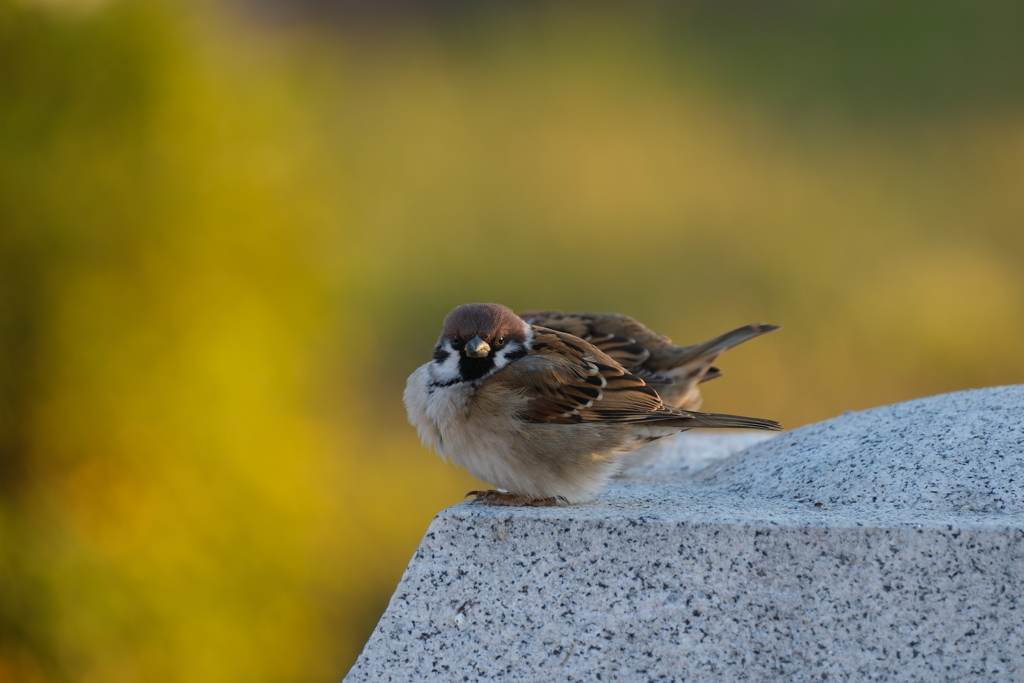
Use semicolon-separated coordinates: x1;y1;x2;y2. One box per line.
2;0;1023;680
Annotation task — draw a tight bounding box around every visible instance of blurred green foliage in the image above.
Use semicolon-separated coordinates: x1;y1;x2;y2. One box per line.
1;0;1023;680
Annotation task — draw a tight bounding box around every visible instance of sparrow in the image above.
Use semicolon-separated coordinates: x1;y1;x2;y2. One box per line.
404;303;782;506
519;310;780;411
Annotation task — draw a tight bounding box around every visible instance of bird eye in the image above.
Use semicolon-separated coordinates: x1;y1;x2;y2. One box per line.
495;336;506;347
451;334;463;348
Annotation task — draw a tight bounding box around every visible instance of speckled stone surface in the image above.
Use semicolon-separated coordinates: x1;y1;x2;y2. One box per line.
697;384;1024;513
346;387;1024;682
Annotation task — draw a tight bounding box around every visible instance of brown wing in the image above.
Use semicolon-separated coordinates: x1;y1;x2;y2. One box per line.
503;327;686;425
521;310;780;406
518;311;659;371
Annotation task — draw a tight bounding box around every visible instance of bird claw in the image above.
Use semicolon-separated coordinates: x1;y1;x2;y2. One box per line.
465;490;564;507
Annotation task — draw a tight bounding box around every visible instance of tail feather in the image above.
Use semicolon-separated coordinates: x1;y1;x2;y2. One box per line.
672;410;783;432
650;323;780;373
644;323;780;410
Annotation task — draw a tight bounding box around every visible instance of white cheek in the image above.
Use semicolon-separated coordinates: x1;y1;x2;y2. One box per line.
492;343;523;371
491;328;533;372
428;342;463;383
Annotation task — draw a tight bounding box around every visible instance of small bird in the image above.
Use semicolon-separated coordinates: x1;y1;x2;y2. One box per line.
404;303;782;506
519;310;779;411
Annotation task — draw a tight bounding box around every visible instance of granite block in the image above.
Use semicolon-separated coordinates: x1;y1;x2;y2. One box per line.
698;384;1024;513
346;386;1024;681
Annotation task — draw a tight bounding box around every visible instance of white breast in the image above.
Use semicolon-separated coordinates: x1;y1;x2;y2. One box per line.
403;363;472;460
404;360;628;501
404;362;530;489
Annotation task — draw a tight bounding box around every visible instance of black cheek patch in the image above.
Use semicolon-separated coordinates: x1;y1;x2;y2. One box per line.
432;346;449;363
502;346;528;362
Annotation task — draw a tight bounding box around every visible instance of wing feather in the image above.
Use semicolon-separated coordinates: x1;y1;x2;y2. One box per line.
519;311;656;371
502;327;691;425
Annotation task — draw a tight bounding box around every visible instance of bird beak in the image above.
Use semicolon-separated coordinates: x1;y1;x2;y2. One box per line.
464;335;491;358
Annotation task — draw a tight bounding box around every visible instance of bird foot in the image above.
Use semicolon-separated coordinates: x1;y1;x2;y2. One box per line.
466;490;564;507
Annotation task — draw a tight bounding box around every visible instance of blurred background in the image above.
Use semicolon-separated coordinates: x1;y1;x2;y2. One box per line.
2;0;1023;679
